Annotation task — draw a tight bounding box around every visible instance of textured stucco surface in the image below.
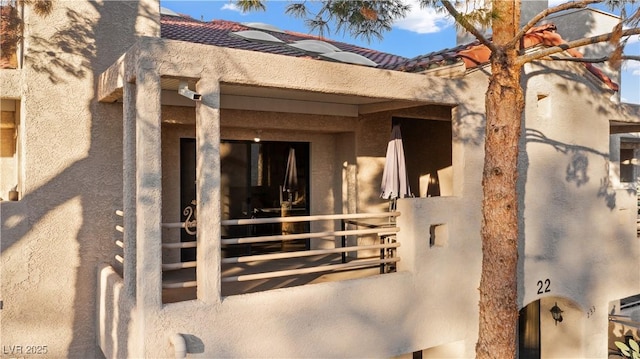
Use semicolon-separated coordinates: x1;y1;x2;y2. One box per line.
518;58;640;357
0;1;158;357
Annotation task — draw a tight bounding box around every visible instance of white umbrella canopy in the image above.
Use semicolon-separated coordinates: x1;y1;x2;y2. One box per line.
381;123;411;201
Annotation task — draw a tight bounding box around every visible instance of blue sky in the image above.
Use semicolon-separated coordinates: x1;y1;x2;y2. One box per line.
162;0;639;104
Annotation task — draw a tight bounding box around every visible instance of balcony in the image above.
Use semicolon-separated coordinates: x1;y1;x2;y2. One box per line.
95;39;472;358
115;210;401;302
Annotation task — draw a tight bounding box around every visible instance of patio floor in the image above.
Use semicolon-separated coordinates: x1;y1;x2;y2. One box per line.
162;253;383;303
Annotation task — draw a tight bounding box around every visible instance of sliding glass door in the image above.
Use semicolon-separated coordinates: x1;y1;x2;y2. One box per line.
220;140;310;255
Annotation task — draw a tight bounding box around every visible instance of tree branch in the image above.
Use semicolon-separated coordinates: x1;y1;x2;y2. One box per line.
516;27;640;66
440;0;496;52
542;54;640;63
623;55;640;62
507;0;603;48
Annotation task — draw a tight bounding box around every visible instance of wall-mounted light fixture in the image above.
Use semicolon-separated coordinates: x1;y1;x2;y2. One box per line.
253;130;262;143
550;302;563;325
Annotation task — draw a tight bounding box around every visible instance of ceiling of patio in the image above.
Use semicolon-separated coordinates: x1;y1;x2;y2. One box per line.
160;77;427;116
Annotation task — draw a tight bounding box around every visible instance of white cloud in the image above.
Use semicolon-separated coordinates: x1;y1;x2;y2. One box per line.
221;3;244;13
624;36;639;76
393;0;453;34
624;60;640;76
626;34;639;44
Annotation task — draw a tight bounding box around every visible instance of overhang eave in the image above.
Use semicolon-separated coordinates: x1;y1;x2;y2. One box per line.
97;37;463;111
609;103;640;133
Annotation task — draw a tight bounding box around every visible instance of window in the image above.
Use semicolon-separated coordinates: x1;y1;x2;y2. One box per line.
1;99;19;201
620;144;638;184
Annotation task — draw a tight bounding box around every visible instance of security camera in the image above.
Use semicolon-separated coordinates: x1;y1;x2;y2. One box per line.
178;81;201;101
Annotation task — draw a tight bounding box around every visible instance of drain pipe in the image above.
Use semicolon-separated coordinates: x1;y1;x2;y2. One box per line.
170;333;187;359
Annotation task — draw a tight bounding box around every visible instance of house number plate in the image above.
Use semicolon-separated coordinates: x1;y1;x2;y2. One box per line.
536;278;551;294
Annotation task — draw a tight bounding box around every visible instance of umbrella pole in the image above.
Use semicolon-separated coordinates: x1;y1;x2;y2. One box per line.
389;198;397;212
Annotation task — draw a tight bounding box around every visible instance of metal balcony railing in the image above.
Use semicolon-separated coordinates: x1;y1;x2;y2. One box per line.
160;211;400;297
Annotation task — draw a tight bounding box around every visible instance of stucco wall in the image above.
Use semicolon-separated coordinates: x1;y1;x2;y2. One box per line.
520;59;640;357
0;1;158;357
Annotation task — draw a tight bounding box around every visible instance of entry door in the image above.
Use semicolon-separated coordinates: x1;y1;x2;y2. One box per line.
518;300;541;359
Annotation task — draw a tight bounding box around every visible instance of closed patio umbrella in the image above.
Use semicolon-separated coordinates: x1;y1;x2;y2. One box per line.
282;147;298;240
381;123;411;208
283;147;298;205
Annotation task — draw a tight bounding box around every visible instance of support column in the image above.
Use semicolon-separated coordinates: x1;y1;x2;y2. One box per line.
122;80;137;297
135;67;163;311
195;78;222;303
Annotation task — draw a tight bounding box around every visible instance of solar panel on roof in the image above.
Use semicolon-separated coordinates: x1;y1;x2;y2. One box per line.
287;40;341;54
319;52;378;67
229;30;285;44
241;22;285;33
160;7;181;17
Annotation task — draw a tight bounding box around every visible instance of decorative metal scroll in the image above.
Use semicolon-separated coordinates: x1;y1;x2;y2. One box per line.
183;200;197;235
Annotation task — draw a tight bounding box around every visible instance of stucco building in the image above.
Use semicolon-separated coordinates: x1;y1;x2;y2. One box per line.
1;1;639;358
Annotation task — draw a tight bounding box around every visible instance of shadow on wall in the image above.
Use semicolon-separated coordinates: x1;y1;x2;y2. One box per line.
519;124;631;319
1;1;158;358
525;128;618;209
516;51;636;349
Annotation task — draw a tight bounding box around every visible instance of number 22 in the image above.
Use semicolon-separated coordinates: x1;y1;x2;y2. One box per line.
537;279;551;294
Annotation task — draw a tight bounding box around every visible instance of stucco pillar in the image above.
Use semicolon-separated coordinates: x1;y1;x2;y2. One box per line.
195;78;222;303
123;81;137;298
134;67;163;311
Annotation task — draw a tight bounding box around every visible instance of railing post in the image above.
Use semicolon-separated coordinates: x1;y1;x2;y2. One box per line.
380;234;385;274
341;219;346;263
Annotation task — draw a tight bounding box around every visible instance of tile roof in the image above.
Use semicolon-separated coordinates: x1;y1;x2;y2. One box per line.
385;23;618;91
160;14;618;91
160;14;408;68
